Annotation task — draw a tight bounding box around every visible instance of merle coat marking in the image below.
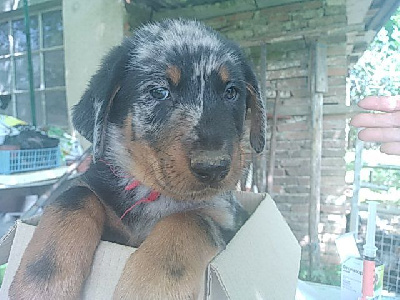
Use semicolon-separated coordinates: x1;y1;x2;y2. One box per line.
9;19;266;300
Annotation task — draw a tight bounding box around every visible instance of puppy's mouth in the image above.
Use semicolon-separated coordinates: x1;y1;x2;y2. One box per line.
150;151;236;200
155;178;226;200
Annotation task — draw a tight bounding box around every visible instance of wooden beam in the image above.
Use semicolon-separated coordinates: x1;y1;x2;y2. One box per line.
255;0;304;9
366;0;400;31
315;44;327;93
239;24;365;48
263;104;365;117
259;43;268;193
253;43;268;193
152;0;302;21
267;93;279;195
309;42;326;277
152;0;256;20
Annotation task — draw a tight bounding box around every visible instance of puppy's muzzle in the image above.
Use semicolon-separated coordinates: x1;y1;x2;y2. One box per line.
190;152;231;184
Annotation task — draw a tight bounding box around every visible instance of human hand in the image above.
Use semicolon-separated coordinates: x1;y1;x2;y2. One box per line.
350;96;400;155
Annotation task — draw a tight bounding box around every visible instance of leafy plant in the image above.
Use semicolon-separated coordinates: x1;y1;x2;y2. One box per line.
298;262;341;287
349;8;400;104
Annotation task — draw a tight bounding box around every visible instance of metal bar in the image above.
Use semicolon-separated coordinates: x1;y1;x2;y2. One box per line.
363;164;400;171
350;134;363;235
359;182;389;191
23;0;37;126
38;12;46;125
13;86;66;94
6;19;17;117
9;45;63;57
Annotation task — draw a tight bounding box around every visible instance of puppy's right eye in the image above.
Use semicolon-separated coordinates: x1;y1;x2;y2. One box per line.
150;87;170;101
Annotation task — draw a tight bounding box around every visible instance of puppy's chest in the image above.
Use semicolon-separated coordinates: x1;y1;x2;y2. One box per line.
116;192;210;245
100;186;238;247
81;167;241;247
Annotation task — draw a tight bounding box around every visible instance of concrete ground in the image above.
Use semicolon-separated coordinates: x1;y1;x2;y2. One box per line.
296;280;400;300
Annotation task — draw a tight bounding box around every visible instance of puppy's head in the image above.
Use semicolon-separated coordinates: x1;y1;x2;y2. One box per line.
73;19;266;200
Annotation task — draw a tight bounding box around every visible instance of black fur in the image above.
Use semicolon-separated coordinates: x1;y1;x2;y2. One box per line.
25;246;56;283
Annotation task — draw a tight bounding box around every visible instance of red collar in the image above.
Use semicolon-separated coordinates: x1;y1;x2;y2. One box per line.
99;160;161;220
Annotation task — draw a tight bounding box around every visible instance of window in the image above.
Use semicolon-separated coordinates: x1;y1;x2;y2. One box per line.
0;8;68;127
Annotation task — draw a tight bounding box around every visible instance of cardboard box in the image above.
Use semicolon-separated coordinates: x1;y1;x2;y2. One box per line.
0;192;301;299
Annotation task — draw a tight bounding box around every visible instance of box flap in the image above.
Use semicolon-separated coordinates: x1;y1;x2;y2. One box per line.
208;194;301;300
0;222;35;299
0;222;136;299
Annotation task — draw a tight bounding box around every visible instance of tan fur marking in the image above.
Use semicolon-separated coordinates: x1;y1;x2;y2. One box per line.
9;193;105;300
166;65;181;86
114;212;218;300
219;65;230;83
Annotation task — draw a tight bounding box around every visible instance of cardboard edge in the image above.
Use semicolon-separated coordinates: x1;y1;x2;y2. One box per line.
205;265;229;300
0;221;18;266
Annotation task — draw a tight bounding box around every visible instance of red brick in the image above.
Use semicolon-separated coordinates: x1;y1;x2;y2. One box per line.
279;158;310;167
328;67;348;76
268;67;308;80
273;194;310;204
225;11;255;22
277;121;309;132
320;204;347;214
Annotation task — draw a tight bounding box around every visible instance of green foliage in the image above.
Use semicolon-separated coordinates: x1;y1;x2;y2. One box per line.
298;262;341;287
349;8;400;104
0;264;7;287
370;168;400;191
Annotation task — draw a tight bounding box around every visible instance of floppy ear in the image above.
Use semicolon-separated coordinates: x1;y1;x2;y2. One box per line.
72;44;129;162
243;63;266;153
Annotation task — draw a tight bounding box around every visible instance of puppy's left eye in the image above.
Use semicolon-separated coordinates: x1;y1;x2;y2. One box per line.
150;87;170;101
224;86;238;101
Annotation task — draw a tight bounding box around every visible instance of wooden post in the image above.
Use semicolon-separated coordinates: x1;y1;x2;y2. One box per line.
267;92;279;195
309;42;327;278
253;43;268;193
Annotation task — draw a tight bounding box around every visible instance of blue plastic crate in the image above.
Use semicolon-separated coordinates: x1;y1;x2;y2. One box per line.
0;147;61;174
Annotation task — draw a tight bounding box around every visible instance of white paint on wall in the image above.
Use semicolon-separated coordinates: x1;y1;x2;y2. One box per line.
63;0;125;148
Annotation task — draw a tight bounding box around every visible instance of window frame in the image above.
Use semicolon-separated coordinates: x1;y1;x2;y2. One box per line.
0;6;67;127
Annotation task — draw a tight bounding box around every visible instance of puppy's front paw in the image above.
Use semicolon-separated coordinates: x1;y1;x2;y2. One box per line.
113;253;202;300
113;213;220;300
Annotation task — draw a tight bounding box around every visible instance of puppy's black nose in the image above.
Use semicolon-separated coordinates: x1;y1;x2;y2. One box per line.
190;159;230;183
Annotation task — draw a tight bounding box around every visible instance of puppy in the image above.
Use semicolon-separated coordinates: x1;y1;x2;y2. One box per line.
9;19;266;300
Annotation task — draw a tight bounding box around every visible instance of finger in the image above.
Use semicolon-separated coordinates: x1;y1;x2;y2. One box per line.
358;128;400;143
350;111;400;128
358;96;400;112
380;142;400;156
